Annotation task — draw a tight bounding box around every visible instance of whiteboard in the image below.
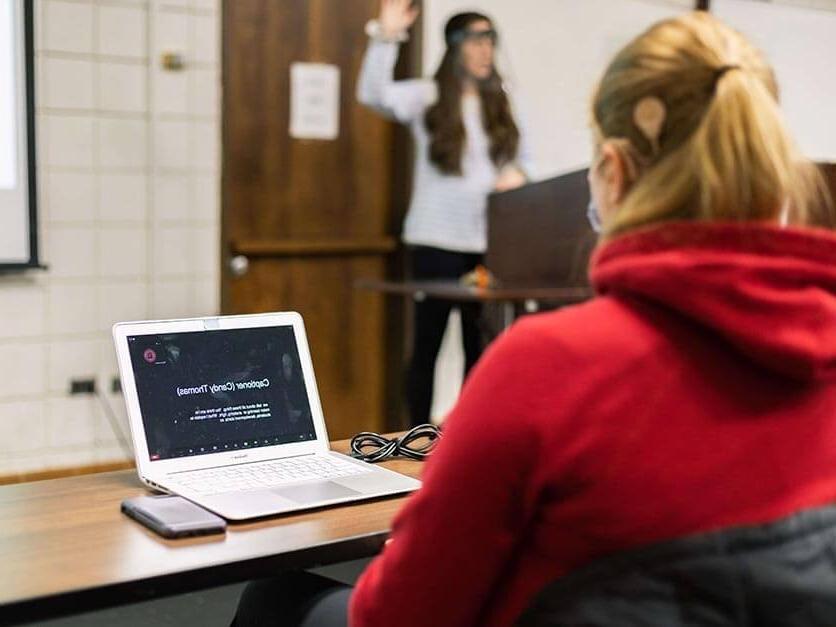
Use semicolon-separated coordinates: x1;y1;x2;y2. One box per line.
713;0;836;161
422;0;692;180
0;0;38;268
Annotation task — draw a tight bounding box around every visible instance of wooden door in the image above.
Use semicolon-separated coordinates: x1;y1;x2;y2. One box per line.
222;1;419;438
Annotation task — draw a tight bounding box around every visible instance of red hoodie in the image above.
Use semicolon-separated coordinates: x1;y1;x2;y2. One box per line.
350;222;836;627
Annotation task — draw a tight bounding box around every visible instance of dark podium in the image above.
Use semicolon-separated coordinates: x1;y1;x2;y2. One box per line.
359;162;836;322
357;168;597;326
486;168;596;289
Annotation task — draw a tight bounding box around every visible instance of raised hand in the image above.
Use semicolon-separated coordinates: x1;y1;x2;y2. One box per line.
379;0;419;40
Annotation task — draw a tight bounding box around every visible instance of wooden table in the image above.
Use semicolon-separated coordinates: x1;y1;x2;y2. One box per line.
0;438;423;625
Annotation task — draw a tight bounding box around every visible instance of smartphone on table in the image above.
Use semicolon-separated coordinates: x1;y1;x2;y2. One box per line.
121;494;226;538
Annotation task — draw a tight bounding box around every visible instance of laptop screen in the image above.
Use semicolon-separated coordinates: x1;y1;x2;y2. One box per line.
127;325;317;461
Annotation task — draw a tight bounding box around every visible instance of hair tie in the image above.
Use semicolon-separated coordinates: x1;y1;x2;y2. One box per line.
633;96;666;155
713;64;741;89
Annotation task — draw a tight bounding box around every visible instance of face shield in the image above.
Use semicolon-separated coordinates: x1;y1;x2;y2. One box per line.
448;27;498;47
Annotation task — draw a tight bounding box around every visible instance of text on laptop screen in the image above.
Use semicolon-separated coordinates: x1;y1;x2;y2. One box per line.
127;326;316;460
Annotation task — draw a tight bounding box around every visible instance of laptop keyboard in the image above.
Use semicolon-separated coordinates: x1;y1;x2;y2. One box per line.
169;454;372;496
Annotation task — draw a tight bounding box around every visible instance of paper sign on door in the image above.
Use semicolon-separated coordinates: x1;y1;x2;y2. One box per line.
289;62;340;140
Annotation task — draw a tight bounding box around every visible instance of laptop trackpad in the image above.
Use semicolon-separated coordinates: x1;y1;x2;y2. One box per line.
274;481;360;504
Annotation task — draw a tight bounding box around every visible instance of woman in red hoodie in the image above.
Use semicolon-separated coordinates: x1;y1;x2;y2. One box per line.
233;10;836;627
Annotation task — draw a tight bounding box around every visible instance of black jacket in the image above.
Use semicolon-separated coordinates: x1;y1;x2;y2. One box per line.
517;506;836;626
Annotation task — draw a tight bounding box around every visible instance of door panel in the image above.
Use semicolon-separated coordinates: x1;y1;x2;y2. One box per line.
226;256;387;438
222;1;418;438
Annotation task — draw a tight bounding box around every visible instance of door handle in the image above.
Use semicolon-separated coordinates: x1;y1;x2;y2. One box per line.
229;255;249;277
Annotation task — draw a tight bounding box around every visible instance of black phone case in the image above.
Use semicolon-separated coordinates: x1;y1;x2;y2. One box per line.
121;495;226;538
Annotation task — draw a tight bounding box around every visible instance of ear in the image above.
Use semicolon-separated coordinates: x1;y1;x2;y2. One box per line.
599;141;630;208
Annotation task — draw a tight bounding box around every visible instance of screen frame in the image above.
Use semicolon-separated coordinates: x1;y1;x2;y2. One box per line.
0;0;40;271
113;312;331;478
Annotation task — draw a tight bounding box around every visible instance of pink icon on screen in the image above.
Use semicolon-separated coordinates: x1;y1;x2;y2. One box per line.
143;348;157;363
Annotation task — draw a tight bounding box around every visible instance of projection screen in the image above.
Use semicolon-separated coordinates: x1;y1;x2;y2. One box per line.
0;0;38;269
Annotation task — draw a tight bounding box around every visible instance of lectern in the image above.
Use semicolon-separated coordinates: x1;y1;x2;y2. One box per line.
487;168;596;288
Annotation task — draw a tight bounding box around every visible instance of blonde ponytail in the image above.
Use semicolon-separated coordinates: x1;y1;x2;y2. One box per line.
591;11;832;237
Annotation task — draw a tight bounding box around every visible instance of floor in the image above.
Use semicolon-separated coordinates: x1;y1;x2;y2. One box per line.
31;583;246;627
29;560;368;627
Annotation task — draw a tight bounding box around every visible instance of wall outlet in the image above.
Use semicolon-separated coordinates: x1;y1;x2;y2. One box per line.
69;378;96;395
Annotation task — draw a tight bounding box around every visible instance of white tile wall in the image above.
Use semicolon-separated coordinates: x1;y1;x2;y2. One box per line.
47;284;99;335
192;278;218;314
190;120;218;171
98;227;148;277
153;120;189;169
98;62;147;113
0;401;47;455
0;343;48;399
47;397;99;448
99;173;148;222
151;279;194;319
42;1;94;54
0;285;47;339
0;0;221;476
191;0;218;12
47;339;100;394
46;227;98;278
98;118;149;169
189;68;218;117
97;339;120;389
46;171;96;223
97;5;148;59
42;57;95;110
154;174;190;222
153;66;189;114
45;115;95;168
154;226;192;276
191;224;217;276
98;280;149;328
152;10;188;58
190;14;218;64
153;1;190;11
192;172;218;222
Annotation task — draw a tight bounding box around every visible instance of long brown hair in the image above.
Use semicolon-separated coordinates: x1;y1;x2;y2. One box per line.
424;12;520;176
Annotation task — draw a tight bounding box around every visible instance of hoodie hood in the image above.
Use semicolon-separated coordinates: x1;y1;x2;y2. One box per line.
591;222;836;381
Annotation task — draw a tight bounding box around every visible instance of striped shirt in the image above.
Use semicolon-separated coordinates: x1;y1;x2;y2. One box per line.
357;40;533;253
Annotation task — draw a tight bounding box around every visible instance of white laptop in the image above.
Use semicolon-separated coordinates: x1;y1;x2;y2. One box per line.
113;312;421;520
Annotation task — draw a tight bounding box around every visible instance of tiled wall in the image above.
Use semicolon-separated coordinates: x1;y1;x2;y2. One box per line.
0;0;220;476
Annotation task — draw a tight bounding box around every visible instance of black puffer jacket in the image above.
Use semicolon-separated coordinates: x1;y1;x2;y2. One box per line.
518;506;836;626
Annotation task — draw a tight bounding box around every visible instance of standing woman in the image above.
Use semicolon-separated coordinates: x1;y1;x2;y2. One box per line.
357;0;532;426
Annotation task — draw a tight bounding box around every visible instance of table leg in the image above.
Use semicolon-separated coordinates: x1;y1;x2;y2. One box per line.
502;302;515;329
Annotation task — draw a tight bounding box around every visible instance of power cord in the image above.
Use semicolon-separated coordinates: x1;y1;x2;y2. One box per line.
94;389;133;460
350;424;442;463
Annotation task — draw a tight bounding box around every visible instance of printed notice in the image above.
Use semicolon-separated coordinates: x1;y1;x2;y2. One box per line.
289;62;340;140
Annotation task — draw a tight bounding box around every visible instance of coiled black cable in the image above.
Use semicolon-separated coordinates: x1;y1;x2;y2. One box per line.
350;423;442;463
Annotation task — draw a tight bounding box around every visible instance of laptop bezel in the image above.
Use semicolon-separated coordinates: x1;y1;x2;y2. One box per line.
112;312;331;479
